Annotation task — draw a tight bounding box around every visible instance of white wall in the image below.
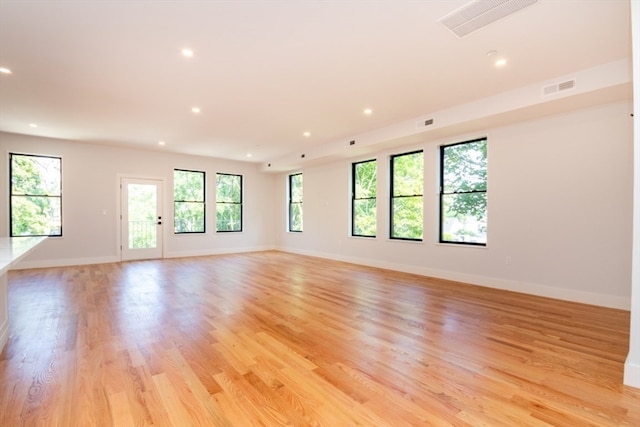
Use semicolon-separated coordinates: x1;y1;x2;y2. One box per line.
0;133;277;266
276;100;634;309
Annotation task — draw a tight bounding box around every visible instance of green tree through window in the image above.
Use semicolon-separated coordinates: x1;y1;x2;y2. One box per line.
390;150;423;240
174;169;205;233
289;173;303;232
10;153;62;237
352;159;376;237
440;138;487;245
216;173;242;232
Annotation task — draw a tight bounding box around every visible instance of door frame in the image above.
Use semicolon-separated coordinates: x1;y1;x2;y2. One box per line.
117;175;165;261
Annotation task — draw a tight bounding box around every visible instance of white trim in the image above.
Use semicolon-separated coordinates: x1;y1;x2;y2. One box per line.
276;247;630;310
12;255;120;270
0;274;7;351
164;245;276;259
624;358;640;388
625;0;640;389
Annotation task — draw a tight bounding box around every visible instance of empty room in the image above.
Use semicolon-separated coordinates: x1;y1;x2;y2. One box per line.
1;0;640;426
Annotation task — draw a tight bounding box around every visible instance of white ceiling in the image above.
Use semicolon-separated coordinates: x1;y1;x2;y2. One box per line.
0;0;632;166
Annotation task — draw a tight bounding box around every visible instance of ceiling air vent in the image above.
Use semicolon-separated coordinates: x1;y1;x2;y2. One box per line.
542;79;576;96
439;0;538;38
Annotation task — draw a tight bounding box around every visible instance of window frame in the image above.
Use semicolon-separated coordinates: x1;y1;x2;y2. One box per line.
351;159;377;238
215;172;243;233
9;152;63;237
288;173;303;233
389;150;424;241
438;137;487;246
173;168;206;234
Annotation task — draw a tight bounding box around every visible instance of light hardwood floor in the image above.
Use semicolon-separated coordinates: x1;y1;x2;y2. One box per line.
1;251;638;426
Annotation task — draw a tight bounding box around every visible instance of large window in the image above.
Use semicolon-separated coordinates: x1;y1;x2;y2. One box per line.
174;169;205;233
390;150;423;240
439;138;487;245
10;153;62;237
216;173;242;232
352;159;376;237
288;173;303;232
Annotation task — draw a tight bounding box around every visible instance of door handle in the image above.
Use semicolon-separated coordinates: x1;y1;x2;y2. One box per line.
157;221;162;225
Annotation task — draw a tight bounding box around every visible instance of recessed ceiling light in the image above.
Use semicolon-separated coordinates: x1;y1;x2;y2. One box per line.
495;58;507;67
0;67;12;74
29;123;38;128
158;141;166;146
364;108;373;115
303;131;311;137
181;48;194;58
191;107;201;113
246;153;253;158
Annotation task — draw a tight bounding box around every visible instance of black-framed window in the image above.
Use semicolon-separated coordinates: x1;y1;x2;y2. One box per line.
10;153;62;237
352;159;376;237
216;173;243;232
439;138;487;245
390;150;423;241
174;169;205;233
288;173;303;232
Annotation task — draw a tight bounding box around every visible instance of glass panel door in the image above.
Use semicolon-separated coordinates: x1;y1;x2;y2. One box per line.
121;178;163;260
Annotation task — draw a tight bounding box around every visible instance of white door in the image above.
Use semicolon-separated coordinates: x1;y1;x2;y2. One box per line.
121;178;163;261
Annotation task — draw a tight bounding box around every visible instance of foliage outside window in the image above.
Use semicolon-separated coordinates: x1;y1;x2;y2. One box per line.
216;173;242;232
289;173;303;232
174;169;205;233
390;150;423;240
352;159;376;237
440;138;487;245
10;153;62;237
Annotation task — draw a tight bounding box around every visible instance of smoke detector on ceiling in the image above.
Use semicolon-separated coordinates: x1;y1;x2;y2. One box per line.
439;0;539;38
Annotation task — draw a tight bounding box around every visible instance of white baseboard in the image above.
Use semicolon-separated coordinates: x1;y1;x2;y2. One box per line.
624;358;640;389
9;246;278;269
0;319;8;353
164;245;276;259
12;256;120;270
276;247;630;310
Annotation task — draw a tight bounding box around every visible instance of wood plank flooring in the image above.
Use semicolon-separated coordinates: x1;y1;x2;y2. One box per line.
1;251;639;426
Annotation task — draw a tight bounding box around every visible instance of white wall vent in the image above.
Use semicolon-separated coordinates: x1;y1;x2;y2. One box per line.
542;79;576;96
439;0;538;38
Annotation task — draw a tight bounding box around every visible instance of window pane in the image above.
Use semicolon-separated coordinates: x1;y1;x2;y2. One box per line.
354;161;376;198
128;183;157;249
290;203;303;232
174;170;204;202
391;196;423;239
290;174;303;202
11;196;62;236
217;174;241;203
441;193;487;244
443;139;487;193
393;152;423;196
11;155;61;196
353;199;376;236
216;203;242;231
174;202;205;233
